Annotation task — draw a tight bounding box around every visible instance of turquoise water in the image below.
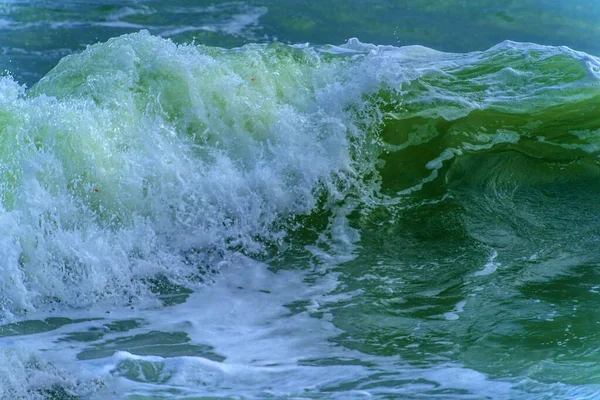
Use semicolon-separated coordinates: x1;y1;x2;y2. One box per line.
2;2;600;399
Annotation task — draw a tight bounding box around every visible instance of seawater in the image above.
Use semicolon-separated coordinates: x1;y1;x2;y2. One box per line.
2;2;600;400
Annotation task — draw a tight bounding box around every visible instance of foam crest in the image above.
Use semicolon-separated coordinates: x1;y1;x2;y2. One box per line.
0;32;384;318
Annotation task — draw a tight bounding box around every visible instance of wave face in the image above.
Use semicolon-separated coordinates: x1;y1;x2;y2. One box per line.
2;31;600;398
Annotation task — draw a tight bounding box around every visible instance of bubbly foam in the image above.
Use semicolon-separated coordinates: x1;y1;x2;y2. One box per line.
0;31;391;318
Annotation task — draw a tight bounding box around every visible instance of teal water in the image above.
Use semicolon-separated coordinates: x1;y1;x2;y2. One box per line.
2;2;600;399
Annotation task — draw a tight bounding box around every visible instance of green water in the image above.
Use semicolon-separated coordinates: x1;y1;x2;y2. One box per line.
2;2;600;399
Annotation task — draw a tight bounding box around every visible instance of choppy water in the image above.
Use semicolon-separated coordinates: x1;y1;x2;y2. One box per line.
2;2;600;399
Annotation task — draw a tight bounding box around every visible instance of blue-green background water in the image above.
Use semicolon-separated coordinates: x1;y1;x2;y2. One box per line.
1;1;600;399
4;0;600;87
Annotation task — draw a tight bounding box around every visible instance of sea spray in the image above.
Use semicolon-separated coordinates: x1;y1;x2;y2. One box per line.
0;31;386;319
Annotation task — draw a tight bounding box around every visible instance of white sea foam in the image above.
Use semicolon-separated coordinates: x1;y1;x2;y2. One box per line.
474;250;500;277
0;2;268;42
0;18;13;29
443;300;467;321
0;259;521;399
0;32;388;319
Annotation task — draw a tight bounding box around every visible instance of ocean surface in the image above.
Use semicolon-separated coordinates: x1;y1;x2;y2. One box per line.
1;1;600;399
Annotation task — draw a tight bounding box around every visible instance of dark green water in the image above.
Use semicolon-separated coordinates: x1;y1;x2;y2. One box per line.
1;1;600;399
